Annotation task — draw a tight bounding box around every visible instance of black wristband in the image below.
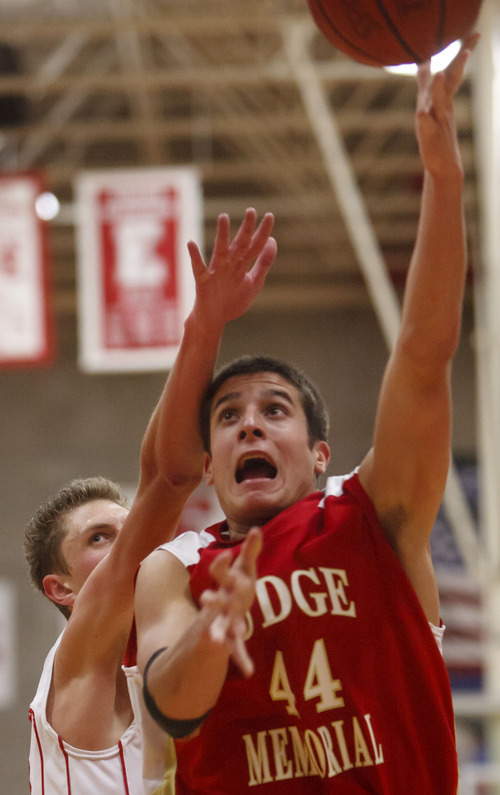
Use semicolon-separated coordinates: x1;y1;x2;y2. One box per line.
142;647;211;738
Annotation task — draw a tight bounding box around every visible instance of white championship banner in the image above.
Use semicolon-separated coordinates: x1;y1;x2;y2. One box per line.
0;174;52;367
75;166;202;372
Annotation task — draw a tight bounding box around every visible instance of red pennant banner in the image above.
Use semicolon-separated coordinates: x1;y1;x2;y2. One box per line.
0;173;53;368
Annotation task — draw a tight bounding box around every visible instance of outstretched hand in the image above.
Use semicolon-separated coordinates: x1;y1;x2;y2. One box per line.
188;208;277;330
199;527;262;677
416;31;480;177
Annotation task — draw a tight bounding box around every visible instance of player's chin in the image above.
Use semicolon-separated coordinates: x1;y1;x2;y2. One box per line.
237;493;285;525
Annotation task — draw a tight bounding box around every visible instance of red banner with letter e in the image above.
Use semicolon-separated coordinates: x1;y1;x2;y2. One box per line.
0;173;53;368
75;167;201;372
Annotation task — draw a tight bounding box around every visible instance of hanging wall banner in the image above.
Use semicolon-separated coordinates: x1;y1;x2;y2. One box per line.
0;174;53;368
75;167;202;372
0;579;16;710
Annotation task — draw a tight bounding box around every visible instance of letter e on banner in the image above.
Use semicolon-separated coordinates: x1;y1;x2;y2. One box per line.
75;166;202;372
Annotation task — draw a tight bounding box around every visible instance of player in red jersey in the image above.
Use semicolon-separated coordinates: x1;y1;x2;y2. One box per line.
135;34;479;794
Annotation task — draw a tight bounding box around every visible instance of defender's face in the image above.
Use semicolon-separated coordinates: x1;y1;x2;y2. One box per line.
59;499;129;596
204;372;329;531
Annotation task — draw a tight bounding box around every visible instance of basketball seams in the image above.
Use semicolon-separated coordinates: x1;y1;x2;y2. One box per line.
307;0;482;68
375;0;424;63
437;0;446;50
313;0;434;65
313;0;388;66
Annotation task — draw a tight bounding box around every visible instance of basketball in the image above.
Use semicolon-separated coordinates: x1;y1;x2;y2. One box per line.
306;0;483;67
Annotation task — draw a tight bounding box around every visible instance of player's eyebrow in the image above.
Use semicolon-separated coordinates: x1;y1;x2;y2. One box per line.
213;391;240;412
81;521;116;539
213;387;294;413
262;388;294;405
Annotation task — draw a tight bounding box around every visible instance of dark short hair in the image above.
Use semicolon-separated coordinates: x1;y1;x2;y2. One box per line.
200;354;330;453
24;476;127;619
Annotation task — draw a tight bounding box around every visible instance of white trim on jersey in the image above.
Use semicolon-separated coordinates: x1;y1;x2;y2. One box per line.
155;527;216;568
319;469;359;504
28;632;145;795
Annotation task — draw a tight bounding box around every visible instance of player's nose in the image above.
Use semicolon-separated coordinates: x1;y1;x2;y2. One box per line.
238;409;265;441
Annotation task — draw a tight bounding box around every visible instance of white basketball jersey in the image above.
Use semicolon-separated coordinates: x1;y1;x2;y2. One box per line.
29;632;145;795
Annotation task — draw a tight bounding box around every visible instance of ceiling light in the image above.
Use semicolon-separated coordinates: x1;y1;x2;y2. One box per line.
385;40;462;76
35;192;60;221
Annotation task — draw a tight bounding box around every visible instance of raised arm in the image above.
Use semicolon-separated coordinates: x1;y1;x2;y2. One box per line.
358;35;479;619
138;209;277;494
57;210;276;671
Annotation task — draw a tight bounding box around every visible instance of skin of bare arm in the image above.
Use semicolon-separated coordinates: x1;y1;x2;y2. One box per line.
357;34;480;624
136;528;262;723
45;210;276;749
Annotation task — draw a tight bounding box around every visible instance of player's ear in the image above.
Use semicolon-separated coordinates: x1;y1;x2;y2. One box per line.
204;453;214;486
313;440;330;475
43;574;76;610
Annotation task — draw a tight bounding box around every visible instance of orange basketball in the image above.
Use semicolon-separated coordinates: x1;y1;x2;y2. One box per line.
306;0;483;67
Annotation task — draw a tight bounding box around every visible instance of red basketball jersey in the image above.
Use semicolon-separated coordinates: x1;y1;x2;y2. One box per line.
173;473;458;793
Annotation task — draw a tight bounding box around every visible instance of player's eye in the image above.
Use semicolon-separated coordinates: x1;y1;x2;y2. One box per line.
267;404;286;416
219;408;237;422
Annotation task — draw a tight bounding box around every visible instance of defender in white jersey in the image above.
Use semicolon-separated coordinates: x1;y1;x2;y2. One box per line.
24;209;277;795
29;633;143;794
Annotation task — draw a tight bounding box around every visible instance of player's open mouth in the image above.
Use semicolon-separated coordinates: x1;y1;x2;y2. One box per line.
235;457;277;483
